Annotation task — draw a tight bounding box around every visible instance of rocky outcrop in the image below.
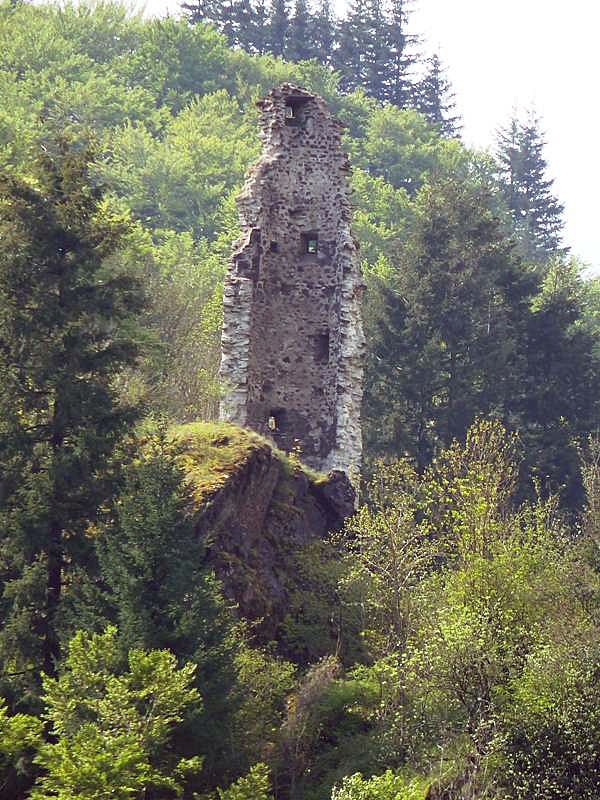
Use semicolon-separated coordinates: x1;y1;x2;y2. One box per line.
173;421;355;639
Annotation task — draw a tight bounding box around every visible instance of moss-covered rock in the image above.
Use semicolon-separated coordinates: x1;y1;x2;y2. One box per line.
171;422;355;639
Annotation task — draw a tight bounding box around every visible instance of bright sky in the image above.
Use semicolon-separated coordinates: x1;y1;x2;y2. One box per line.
411;0;600;274
144;0;599;272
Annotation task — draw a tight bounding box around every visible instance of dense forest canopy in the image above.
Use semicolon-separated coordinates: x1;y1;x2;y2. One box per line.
1;1;600;798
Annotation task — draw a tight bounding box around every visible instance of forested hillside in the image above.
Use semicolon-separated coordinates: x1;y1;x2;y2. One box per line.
1;1;600;798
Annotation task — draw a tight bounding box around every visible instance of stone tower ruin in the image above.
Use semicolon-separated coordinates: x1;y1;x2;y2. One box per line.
219;84;365;479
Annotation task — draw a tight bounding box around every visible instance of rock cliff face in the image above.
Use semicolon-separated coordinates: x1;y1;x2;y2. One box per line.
173;422;355;638
219;83;365;483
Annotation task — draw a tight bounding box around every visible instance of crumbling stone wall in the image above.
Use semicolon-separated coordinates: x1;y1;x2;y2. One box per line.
220;84;365;479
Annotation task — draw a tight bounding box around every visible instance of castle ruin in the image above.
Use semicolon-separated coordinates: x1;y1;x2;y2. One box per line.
219;84;365;479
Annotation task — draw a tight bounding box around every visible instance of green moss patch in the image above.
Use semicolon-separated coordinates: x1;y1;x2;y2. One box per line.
169;421;267;504
169;421;327;505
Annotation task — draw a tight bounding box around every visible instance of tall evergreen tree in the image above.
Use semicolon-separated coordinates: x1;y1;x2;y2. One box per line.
519;259;600;508
287;0;315;61
311;0;335;65
416;52;461;137
496;113;566;265
182;0;248;49
180;0;221;24
267;0;290;57
335;0;371;92
247;0;270;53
382;0;418;108
0;146;142;700
364;175;535;468
98;426;235;661
97;423;242;788
230;0;256;48
217;0;238;45
362;0;388;101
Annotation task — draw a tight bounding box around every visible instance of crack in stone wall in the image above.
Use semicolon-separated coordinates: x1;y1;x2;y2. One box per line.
219;84;365;480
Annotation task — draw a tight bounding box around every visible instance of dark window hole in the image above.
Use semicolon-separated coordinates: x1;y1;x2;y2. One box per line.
285;95;309;126
302;231;318;255
314;331;329;363
268;408;286;432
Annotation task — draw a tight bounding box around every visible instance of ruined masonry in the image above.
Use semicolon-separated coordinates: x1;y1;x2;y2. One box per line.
219;84;365;480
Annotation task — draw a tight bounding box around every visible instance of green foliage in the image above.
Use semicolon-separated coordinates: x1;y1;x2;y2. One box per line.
354;106;468;194
183;0;422;111
119;17;228;112
351;168;411;266
0;699;42;797
95;90;259;239
496;112;565;263
215;763;273;800
98;423;232;655
328;422;600;797
363;172;531;469
31;627;202;800
521;257;600;507
342;460;436;658
497;649;600;798
282;539;363;665
96;419;245;790
0;143;142;697
332;770;427;800
278;656;347;798
0;4;599;799
124;228;226;420
415;53;460;138
579;433;600;541
233;646;296;761
419;418;520;562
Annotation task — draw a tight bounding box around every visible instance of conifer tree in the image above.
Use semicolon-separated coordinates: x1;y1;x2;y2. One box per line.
288;0;314;61
362;0;388;101
97;423;241;786
311;0;335;65
520;259;600;507
496;113;566;264
180;0;220;24
98;425;236;662
182;0;247;48
0;145;142;698
335;0;371;92
416;53;461;137
267;0;290;57
0;145;140;687
247;0;270;53
218;0;237;45
382;0;417;107
230;0;255;47
364;175;535;467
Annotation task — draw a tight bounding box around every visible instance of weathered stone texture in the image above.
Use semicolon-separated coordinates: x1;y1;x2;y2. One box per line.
181;425;355;640
219;84;365;479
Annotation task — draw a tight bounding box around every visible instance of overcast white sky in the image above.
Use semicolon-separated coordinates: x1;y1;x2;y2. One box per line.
142;0;598;272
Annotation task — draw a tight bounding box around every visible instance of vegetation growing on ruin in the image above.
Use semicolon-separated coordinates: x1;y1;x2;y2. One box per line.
171;421;327;504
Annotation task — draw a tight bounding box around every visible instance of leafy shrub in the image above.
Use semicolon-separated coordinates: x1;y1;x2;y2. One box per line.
332;770;427;800
215;763;273;800
31;627;202;800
